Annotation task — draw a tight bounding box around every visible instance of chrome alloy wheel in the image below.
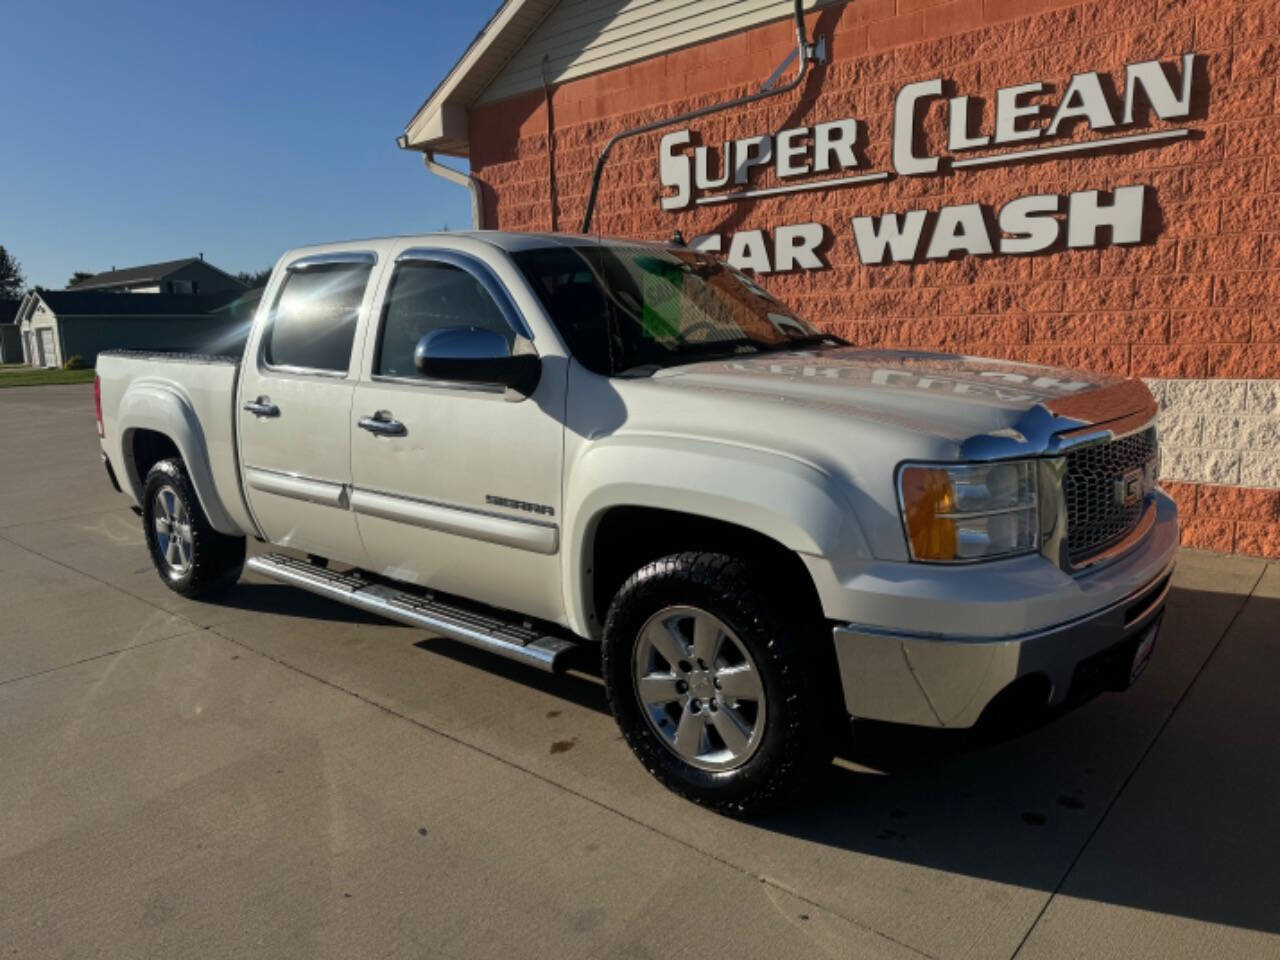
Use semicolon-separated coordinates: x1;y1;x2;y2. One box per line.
632;605;767;772
153;485;193;576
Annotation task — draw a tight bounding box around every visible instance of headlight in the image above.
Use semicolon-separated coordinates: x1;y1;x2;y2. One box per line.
897;460;1039;562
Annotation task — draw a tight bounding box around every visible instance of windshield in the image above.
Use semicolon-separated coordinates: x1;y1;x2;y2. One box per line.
512;243;841;376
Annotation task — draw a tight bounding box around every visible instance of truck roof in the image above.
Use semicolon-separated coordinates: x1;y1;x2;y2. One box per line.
466;231;679;254
280;231;679;261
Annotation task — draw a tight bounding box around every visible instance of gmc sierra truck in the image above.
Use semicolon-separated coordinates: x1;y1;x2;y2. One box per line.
95;232;1177;813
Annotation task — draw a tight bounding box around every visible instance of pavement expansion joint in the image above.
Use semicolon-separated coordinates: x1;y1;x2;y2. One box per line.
1006;562;1269;960
0;519;935;959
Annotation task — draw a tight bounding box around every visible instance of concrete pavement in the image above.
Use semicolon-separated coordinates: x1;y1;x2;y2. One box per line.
2;383;1277;959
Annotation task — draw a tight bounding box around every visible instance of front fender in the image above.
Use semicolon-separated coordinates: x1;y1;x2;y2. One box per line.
562;434;871;637
116;380;241;536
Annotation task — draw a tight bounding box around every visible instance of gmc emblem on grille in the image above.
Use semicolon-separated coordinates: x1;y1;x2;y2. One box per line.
1114;459;1157;508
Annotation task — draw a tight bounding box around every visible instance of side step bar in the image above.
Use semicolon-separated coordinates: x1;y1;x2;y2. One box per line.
246;552;578;672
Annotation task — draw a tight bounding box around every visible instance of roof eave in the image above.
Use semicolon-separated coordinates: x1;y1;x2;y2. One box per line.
72;280;162;291
404;102;472;157
400;0;558;156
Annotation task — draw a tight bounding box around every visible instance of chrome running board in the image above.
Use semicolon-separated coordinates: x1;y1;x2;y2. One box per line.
246;552;578;672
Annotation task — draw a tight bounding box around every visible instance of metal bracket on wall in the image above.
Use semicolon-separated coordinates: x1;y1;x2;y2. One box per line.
760;35;828;93
579;0;828;234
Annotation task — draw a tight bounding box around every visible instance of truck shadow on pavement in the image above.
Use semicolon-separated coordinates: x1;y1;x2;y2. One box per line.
214;582;386;625
414;584;1280;939
412;636;615;717
763;584;1280;940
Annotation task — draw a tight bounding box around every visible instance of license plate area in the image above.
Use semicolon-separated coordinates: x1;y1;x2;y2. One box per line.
1128;615;1160;685
1067;610;1164;703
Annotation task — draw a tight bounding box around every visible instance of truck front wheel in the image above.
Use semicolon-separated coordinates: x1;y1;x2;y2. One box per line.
142;458;245;598
601;552;832;815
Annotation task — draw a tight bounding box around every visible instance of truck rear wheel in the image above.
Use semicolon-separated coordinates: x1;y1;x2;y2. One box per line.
142;458;245;598
601;552;832;816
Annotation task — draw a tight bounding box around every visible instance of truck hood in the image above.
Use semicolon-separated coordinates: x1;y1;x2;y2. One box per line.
583;347;1158;563
641;347;1156;458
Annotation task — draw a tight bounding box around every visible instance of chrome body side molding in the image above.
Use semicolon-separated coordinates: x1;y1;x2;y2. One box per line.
241;472;560;552
349;487;559;555
244;465;347;508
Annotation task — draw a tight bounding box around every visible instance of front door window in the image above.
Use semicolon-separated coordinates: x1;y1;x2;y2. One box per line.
373;261;515;379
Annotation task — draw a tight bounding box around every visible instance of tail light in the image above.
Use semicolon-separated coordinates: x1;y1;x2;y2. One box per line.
93;374;104;438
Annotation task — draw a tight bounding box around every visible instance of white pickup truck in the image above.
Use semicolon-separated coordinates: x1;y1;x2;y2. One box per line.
95;232;1177;813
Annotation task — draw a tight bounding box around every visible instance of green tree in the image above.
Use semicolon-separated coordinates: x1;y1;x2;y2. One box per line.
235;268;273;288
67;271;95;288
0;246;26;299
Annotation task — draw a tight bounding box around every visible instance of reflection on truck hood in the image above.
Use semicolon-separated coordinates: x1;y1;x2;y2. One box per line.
641;347;1154;456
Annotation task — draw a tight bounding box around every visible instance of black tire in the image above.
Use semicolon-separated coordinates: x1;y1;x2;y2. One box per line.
142;458;245;598
601;552;833;816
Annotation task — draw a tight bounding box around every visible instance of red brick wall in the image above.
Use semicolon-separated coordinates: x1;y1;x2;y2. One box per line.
467;0;1280;556
1164;481;1280;555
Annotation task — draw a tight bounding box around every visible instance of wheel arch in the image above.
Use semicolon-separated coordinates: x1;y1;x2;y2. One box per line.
580;506;826;638
564;438;870;638
116;382;241;535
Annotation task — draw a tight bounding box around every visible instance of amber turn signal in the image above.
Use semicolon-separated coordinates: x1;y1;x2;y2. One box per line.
899;466;959;561
897;461;1039;562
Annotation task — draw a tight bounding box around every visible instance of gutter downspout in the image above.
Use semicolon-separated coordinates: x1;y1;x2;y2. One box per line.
541;54;560;233
397;135;484;230
423;151;483;230
579;0;826;234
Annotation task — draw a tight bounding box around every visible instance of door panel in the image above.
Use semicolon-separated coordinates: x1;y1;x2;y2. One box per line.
350;251;566;622
350;380;565;620
237;252;379;565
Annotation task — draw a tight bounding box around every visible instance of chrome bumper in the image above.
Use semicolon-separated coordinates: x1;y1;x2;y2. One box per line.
832;563;1173;728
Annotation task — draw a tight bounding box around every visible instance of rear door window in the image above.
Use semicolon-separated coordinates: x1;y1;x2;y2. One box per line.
263;259;374;373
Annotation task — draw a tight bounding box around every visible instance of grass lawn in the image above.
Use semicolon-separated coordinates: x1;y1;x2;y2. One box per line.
0;365;95;387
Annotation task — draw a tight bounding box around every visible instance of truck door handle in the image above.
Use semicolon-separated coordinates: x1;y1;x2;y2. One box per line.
358;411;406;437
243;397;280;418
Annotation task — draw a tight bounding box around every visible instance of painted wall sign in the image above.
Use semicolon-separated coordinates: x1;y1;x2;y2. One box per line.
658;52;1197;272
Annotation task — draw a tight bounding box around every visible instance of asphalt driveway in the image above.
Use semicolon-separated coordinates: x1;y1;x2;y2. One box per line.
1;383;1277;959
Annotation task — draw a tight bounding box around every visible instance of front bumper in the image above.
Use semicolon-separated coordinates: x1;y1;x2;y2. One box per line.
831;500;1177;729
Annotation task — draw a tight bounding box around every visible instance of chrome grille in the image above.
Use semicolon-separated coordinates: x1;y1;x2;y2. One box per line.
1062;427;1158;565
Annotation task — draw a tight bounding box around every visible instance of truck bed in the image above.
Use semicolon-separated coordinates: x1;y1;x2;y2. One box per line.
96;350;255;537
98;349;243;365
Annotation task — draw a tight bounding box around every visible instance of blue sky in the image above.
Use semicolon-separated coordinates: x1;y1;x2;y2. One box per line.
1;0;493;289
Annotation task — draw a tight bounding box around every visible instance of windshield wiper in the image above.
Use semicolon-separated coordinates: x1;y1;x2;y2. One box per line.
616;339;765;376
616;363;663;378
615;335;846;377
758;334;846;353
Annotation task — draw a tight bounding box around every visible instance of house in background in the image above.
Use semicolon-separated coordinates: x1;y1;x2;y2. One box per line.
0;299;22;363
12;254;260;368
68;256;247;296
15;287;261;368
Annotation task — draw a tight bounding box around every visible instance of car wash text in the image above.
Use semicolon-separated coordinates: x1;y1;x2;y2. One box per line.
657;52;1196;273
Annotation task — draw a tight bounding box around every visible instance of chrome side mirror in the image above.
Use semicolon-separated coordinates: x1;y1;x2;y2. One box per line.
413;327;540;398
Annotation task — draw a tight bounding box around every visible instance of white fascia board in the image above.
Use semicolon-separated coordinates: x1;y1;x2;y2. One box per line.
406;102;470;154
402;0;556;155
